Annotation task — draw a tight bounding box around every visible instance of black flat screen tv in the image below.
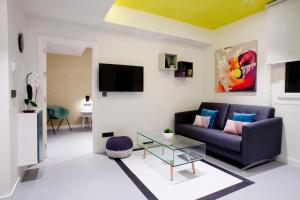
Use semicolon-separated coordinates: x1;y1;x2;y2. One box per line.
99;63;144;92
285;60;300;93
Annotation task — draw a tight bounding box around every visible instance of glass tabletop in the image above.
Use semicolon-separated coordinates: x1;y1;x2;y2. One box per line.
137;130;204;150
137;130;206;167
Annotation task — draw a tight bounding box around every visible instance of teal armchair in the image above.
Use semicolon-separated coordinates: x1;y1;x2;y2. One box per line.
47;106;71;134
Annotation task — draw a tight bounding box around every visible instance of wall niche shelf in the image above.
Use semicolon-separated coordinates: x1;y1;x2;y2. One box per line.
159;53;177;70
175;61;193;78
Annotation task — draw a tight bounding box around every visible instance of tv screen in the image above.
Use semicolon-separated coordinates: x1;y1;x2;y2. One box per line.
99;63;144;92
285;61;300;93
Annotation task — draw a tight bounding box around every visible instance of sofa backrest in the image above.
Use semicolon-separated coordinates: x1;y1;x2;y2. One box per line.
226;104;275;122
199;102;230;130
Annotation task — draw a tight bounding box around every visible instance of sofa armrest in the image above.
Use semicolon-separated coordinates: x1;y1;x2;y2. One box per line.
175;110;198;125
241;117;282;165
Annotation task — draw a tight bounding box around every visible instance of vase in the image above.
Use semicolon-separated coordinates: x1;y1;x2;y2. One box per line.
23;110;35;113
187;69;193;77
163;132;173;145
23;104;36;113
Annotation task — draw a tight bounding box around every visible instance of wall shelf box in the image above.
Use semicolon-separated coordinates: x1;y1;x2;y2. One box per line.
175;61;193;78
18;109;43;166
159;53;178;70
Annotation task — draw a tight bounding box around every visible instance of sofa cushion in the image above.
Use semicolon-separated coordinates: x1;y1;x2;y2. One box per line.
200;109;218;128
226;104;275;122
232;112;256;122
193;115;211;128
223;119;250;135
176;124;242;152
199;102;230;130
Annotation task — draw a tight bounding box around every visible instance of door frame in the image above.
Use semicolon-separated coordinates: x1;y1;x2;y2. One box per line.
37;36;97;158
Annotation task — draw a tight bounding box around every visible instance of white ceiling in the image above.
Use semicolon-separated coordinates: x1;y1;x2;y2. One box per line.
18;0;115;26
17;0;209;46
47;43;87;56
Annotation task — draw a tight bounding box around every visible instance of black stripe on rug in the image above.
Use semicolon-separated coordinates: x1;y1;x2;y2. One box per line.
199;160;254;200
115;158;158;200
115;152;254;200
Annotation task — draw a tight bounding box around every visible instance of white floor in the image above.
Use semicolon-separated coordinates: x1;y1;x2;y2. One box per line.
14;128;145;200
15;129;300;200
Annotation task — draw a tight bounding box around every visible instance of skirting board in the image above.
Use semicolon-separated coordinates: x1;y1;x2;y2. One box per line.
276;155;300;168
0;177;20;200
47;124;83;130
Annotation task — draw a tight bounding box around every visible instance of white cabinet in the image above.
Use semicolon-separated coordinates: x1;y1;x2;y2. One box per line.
18;110;43;166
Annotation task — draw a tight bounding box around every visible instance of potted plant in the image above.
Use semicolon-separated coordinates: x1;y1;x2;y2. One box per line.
23;72;39;113
163;128;173;144
170;58;176;69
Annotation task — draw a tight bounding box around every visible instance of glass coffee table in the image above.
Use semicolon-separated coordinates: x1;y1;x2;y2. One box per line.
137;130;206;181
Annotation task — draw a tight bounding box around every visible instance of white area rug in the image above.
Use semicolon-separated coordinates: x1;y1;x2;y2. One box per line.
117;150;253;200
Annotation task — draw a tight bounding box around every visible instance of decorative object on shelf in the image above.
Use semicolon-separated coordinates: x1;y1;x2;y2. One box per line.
187;69;193;77
163;128;173;144
215;40;257;92
23;72;39;113
175;61;193;77
18;33;24;53
169;58;176;69
160;53;177;70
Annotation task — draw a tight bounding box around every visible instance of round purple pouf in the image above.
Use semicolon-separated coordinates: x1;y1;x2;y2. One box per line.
106;136;133;158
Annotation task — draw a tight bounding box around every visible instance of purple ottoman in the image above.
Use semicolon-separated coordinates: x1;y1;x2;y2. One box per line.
106;136;133;158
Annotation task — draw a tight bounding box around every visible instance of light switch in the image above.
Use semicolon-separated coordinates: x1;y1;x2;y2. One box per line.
10;62;16;72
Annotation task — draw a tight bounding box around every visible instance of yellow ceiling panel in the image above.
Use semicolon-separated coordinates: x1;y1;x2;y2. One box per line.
115;0;272;29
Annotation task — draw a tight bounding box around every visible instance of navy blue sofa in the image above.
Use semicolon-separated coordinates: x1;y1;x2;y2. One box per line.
175;102;282;167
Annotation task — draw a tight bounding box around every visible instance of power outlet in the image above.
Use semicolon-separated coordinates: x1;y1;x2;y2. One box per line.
102;132;114;138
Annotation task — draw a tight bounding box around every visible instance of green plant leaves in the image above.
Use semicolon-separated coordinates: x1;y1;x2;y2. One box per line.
24;99;30;105
24;99;37;107
164;128;173;133
30;101;37;107
26;84;33;100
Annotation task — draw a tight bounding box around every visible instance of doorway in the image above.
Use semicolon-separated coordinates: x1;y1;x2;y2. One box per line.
38;37;96;160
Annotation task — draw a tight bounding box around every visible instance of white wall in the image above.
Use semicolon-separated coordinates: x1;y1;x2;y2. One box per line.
26;16;206;153
0;0;27;197
7;0;28;192
267;1;300;168
0;0;11;196
202;12;271;106
271;64;300;167
267;0;300;64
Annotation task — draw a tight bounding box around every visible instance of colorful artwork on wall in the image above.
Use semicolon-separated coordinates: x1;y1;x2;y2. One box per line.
215;41;257;92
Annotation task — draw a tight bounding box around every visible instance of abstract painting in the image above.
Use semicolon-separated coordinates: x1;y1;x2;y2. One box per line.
215;41;257;92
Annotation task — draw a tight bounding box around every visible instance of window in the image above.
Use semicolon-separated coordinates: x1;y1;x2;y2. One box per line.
285;61;300;93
